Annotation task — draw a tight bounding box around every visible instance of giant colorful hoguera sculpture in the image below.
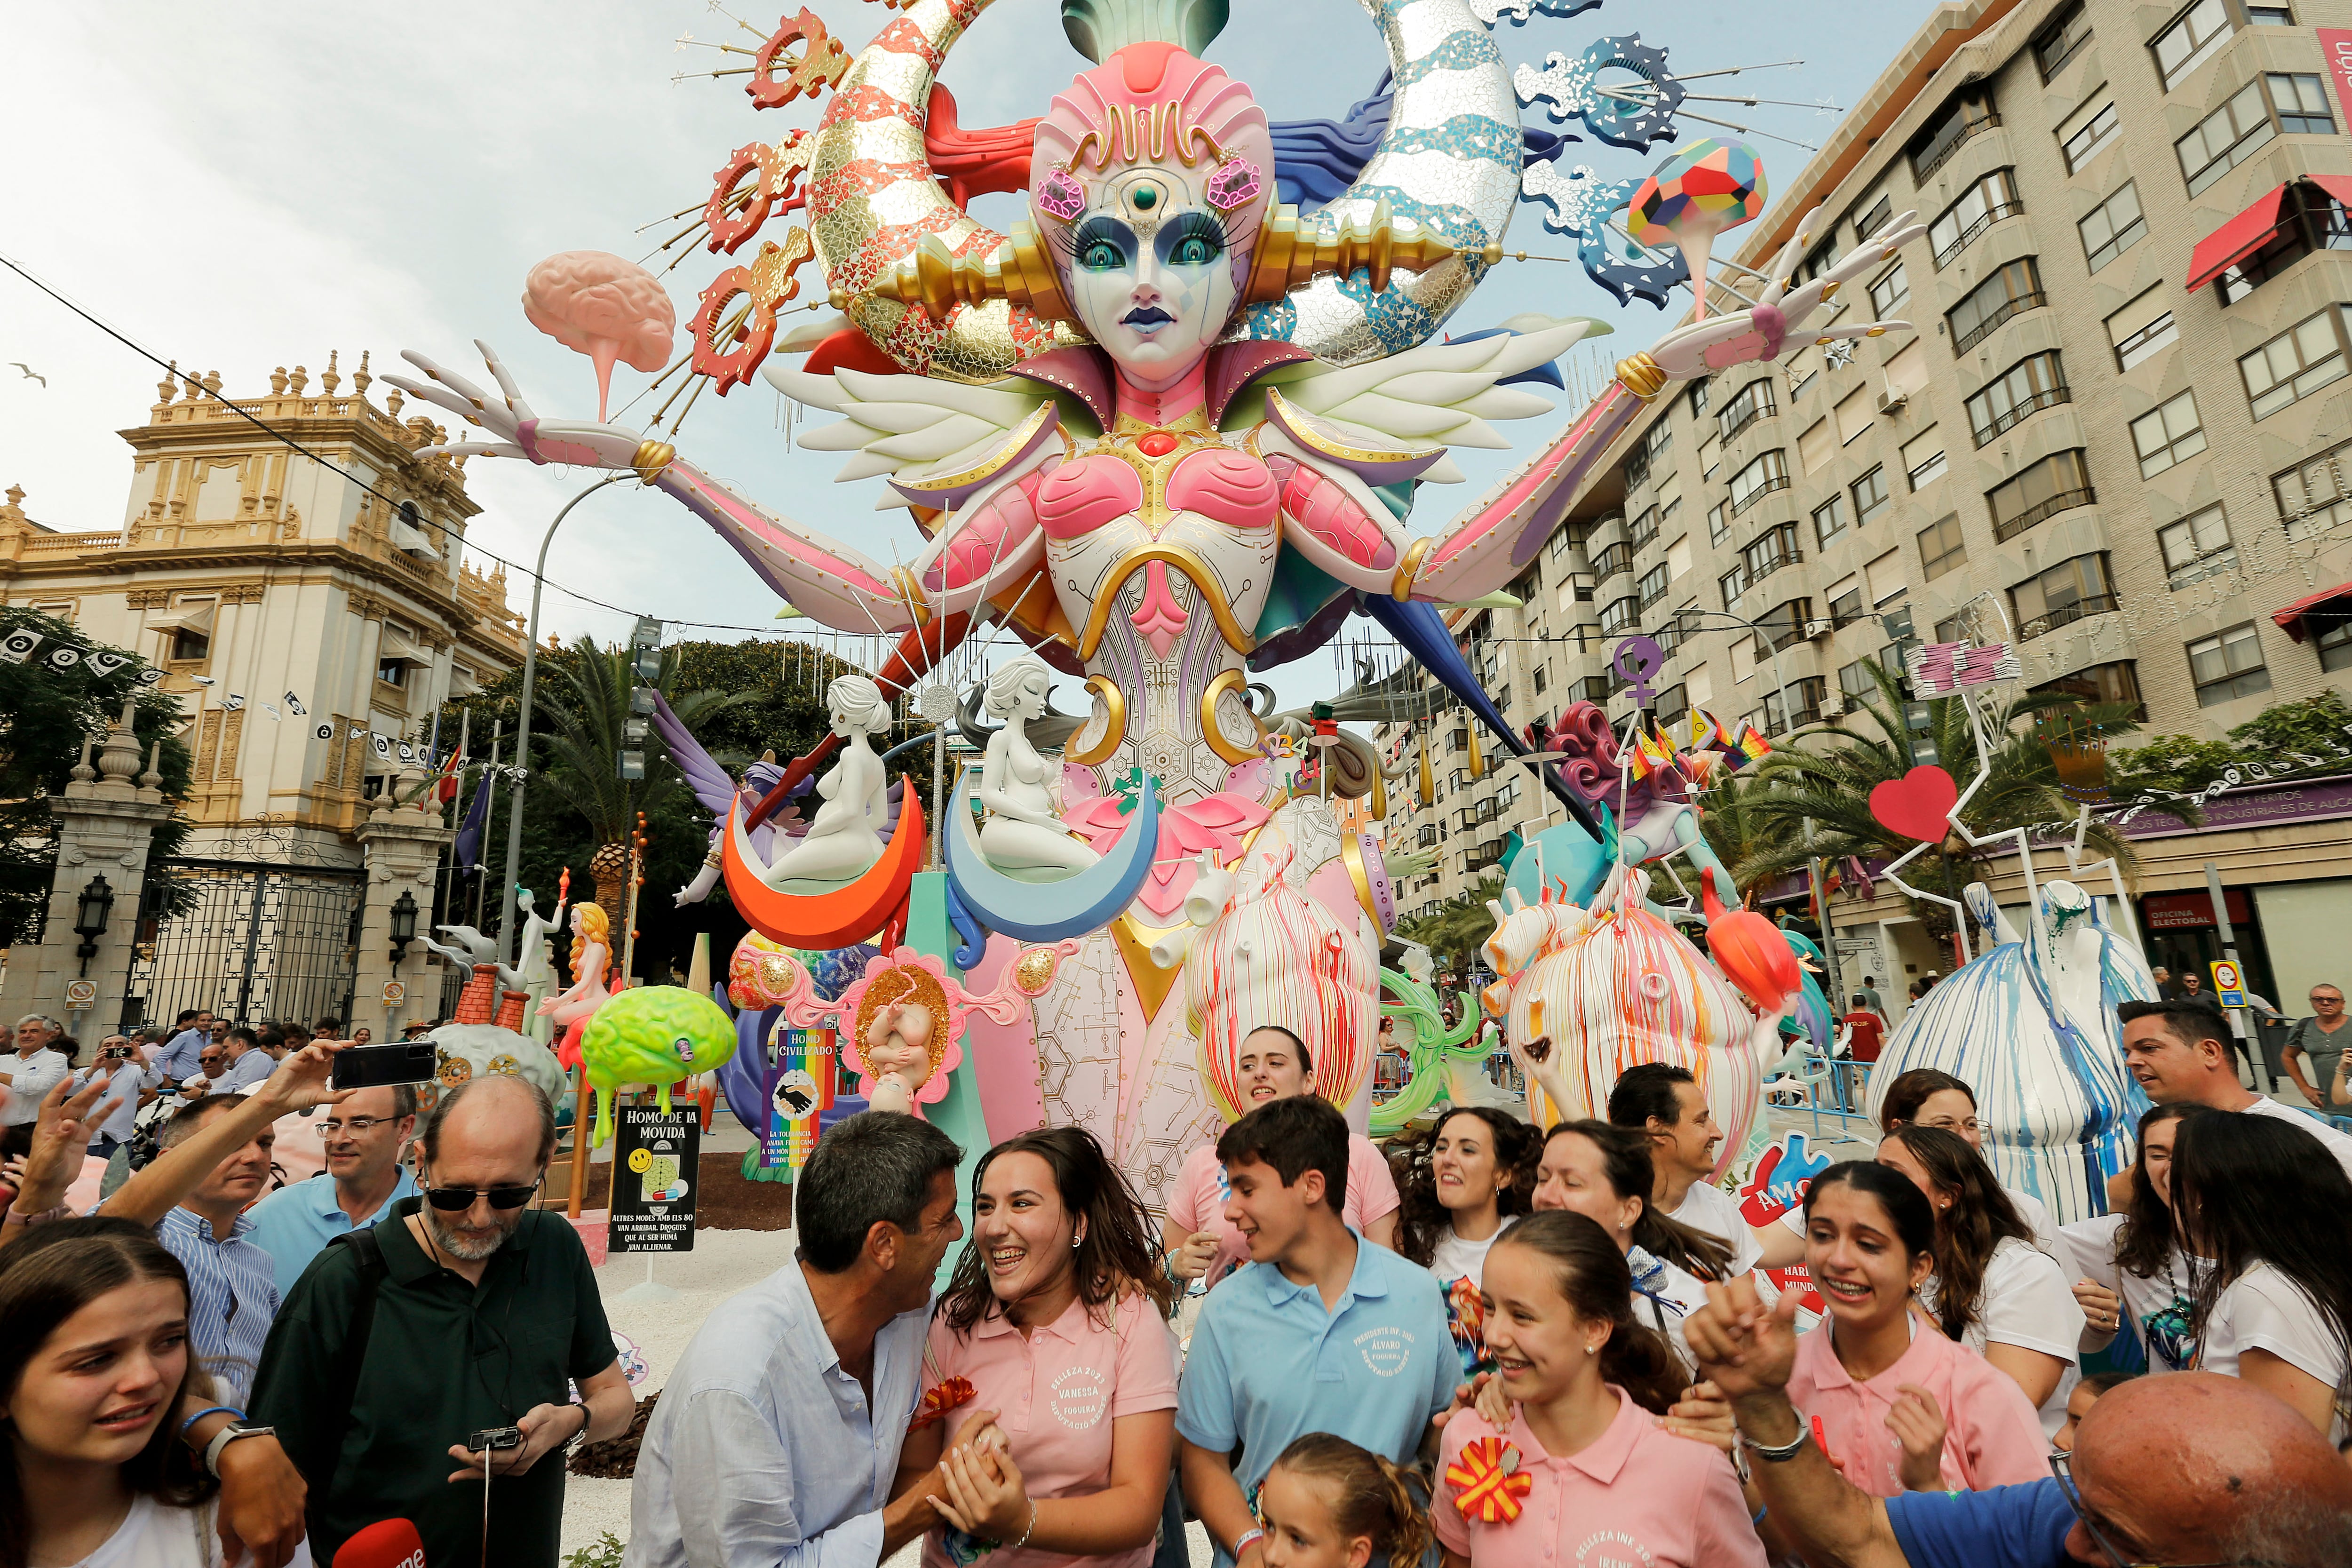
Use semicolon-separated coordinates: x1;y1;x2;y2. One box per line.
389;0;1926;1207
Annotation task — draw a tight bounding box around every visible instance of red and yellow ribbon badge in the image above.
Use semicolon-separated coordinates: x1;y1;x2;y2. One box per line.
1445;1436;1532;1525
908;1376;976;1431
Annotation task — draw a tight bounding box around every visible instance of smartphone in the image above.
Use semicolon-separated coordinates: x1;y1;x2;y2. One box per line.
329;1041;439;1090
466;1426;523;1452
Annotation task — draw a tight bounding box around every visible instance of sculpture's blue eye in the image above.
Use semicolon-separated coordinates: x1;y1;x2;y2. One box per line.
1071;218;1134;272
1158;213;1227;271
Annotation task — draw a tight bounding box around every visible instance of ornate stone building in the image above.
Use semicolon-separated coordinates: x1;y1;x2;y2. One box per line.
0;356;527;1030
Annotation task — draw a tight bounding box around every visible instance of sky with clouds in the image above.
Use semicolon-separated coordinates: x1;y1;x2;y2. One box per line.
0;0;1937;708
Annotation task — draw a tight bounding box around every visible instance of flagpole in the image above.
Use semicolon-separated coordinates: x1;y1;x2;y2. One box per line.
436;707;469;942
471;721;503;930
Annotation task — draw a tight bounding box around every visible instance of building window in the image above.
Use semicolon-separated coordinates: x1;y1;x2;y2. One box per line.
1729;449;1790;517
2031;660;2145;718
2153;0;2236;90
1869;262;1910;317
1688;379;1710;417
1708;501;1730;545
1830;585;1866;626
1624;419;1673;491
1990;449;2095;541
1917;515;1969;581
2319;618;2352;671
1855;194;1894;242
2108;287;2180;371
1947;257;2045;355
1909;88;2000;182
2035;2;2092;80
1717;379;1778;444
2215;181;2352;304
2130;391;2208;478
2267;71;2334;134
1532;663;1548;695
1813;493;1848;548
1930;170;2023;268
2159;504;2237;586
2176;79;2277;196
377;660;408;688
2061;101;2121;173
1637;563;1669;610
2239;305;2352;420
1599;596;1638;635
1743;522;1804;587
1852;467;1890;528
2079;182;2146;273
2012;553;2117;639
2187;622;2272;705
1966;351;2068;447
1630;507;1661;549
1548;523;1580;558
1592;539;1634;584
1904;427;1948;491
1756;598;1817;656
1838;658;1878;701
1719;563;1749;608
2273;437;2352;538
171;628;209;662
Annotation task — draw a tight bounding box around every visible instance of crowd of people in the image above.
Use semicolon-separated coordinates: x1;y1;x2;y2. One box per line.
2;988;2350;1567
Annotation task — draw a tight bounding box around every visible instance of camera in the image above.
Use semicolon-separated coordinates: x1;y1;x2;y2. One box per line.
102;1045;132;1061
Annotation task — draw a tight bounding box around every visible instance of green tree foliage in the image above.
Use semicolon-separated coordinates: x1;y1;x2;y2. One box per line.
1395;874;1504;976
0;608;195;947
2109;689;2352;799
1721;658;2169;939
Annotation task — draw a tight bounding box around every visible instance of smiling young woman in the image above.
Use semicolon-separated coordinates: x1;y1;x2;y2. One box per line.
893;1127;1180;1568
2058;1103;2201;1373
1389;1107;1539;1378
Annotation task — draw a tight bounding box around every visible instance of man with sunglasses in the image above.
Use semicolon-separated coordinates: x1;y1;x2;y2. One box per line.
249;1074;633;1567
1683;1275;2352;1567
243;1081;421;1295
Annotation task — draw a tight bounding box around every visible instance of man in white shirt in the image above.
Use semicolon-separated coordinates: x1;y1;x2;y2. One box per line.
0;1015;70;1133
72;1036;162;1158
2120;998;2352;1181
1607;1061;1764;1271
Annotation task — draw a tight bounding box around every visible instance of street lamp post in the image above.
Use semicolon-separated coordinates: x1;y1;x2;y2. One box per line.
496;472;638;965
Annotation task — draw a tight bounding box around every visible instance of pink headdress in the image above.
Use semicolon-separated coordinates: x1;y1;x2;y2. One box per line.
1031;43;1273;287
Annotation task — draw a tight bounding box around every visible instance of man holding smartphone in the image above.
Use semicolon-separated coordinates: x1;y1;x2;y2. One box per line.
72;1035;161;1161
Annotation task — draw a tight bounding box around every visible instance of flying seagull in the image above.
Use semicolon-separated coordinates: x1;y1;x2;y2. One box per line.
8;363;43;386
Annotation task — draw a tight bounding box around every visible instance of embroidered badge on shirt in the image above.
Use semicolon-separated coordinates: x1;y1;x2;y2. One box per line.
1446;1435;1534;1523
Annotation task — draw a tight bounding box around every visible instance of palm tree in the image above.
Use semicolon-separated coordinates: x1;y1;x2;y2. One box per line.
1721;658;2178;945
1397;874;1505;977
531;638;759;911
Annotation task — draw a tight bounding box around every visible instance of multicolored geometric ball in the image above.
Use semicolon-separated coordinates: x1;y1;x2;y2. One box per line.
1625;139;1767;250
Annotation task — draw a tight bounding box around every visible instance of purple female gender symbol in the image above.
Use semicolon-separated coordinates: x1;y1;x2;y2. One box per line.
1612;635;1666;705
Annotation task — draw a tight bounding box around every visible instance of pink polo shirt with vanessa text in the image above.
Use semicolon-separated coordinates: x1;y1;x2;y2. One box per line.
1165;1135;1400;1288
919;1291;1179;1568
1433;1387;1765;1568
1787;1313;2049;1496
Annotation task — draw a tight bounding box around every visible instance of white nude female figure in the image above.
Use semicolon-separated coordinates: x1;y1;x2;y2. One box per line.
976;657;1098;876
767;675;893;885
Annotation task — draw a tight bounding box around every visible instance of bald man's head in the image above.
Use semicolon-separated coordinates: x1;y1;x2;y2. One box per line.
2068;1373;2352;1565
419;1073;556;1170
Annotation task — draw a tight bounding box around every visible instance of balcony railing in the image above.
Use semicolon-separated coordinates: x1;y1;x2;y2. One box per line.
1914;109;2001;183
1971;384;2070;447
1992;486;2096;542
1746;545;1804;585
1933;201;2024;269
1729;474;1791;517
1953;291;2046;356
1719;397;1774;444
2017;593;2120;641
1630;518;1660;549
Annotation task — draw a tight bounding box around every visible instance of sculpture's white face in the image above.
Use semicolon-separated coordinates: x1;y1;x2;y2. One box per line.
1010;672;1049;722
1062;159;1239;382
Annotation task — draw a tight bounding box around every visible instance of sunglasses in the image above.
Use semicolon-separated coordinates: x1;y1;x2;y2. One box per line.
2048;1452;2237;1568
423;1179;541;1212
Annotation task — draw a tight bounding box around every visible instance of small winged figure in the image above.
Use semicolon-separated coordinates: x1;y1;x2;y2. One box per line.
1640;205;1931;380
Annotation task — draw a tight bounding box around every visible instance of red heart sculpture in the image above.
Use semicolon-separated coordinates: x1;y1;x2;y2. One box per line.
1870;765;1959;842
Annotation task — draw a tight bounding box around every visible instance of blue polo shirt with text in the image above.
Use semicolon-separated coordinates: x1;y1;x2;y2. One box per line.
1176;1230;1455;1567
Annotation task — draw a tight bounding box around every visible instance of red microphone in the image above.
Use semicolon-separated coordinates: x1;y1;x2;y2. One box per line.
334;1519;427;1568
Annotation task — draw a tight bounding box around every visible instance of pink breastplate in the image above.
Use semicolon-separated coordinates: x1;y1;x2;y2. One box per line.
1036;437;1279;541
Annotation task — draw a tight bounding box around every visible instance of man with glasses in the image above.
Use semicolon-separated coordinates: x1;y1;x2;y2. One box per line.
249;1073;632;1568
1683;1276;2352;1567
244;1081;421;1295
2280;984;2349;1109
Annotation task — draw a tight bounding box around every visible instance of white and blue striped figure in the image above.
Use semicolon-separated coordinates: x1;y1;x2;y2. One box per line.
1867;879;2155;1226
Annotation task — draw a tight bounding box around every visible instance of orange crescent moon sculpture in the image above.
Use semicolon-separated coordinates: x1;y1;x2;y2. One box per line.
723;790;927;950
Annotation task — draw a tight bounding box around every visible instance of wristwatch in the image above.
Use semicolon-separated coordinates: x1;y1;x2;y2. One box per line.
202;1422;276;1478
1737;1422;1810;1464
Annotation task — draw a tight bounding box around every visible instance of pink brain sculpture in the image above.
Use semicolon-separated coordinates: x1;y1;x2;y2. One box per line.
520;251;676;421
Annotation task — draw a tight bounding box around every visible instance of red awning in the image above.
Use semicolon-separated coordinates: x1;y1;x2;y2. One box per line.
2307;173;2352;210
2187;183;2289;292
2274;580;2352;643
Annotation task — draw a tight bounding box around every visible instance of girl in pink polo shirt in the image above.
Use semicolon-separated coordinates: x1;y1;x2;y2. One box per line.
897;1127;1180;1568
1160;1027;1399;1289
1391;1107;1540;1377
1432;1211;1764;1568
1784;1161;2047;1495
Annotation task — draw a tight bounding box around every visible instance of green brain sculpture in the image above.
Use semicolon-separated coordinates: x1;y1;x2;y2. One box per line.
579;985;739;1146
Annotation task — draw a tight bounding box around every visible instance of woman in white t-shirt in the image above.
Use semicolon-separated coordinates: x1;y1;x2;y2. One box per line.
2061;1103;2203;1372
1389;1106;1539;1377
2173;1108;2352;1444
1159;1026;1398;1289
1878;1125;2085;1439
1;1218;312;1567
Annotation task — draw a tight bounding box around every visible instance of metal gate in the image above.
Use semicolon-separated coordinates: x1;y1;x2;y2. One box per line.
124;858;365;1032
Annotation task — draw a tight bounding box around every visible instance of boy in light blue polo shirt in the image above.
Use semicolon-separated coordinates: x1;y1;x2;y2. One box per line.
1176;1095;1456;1568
